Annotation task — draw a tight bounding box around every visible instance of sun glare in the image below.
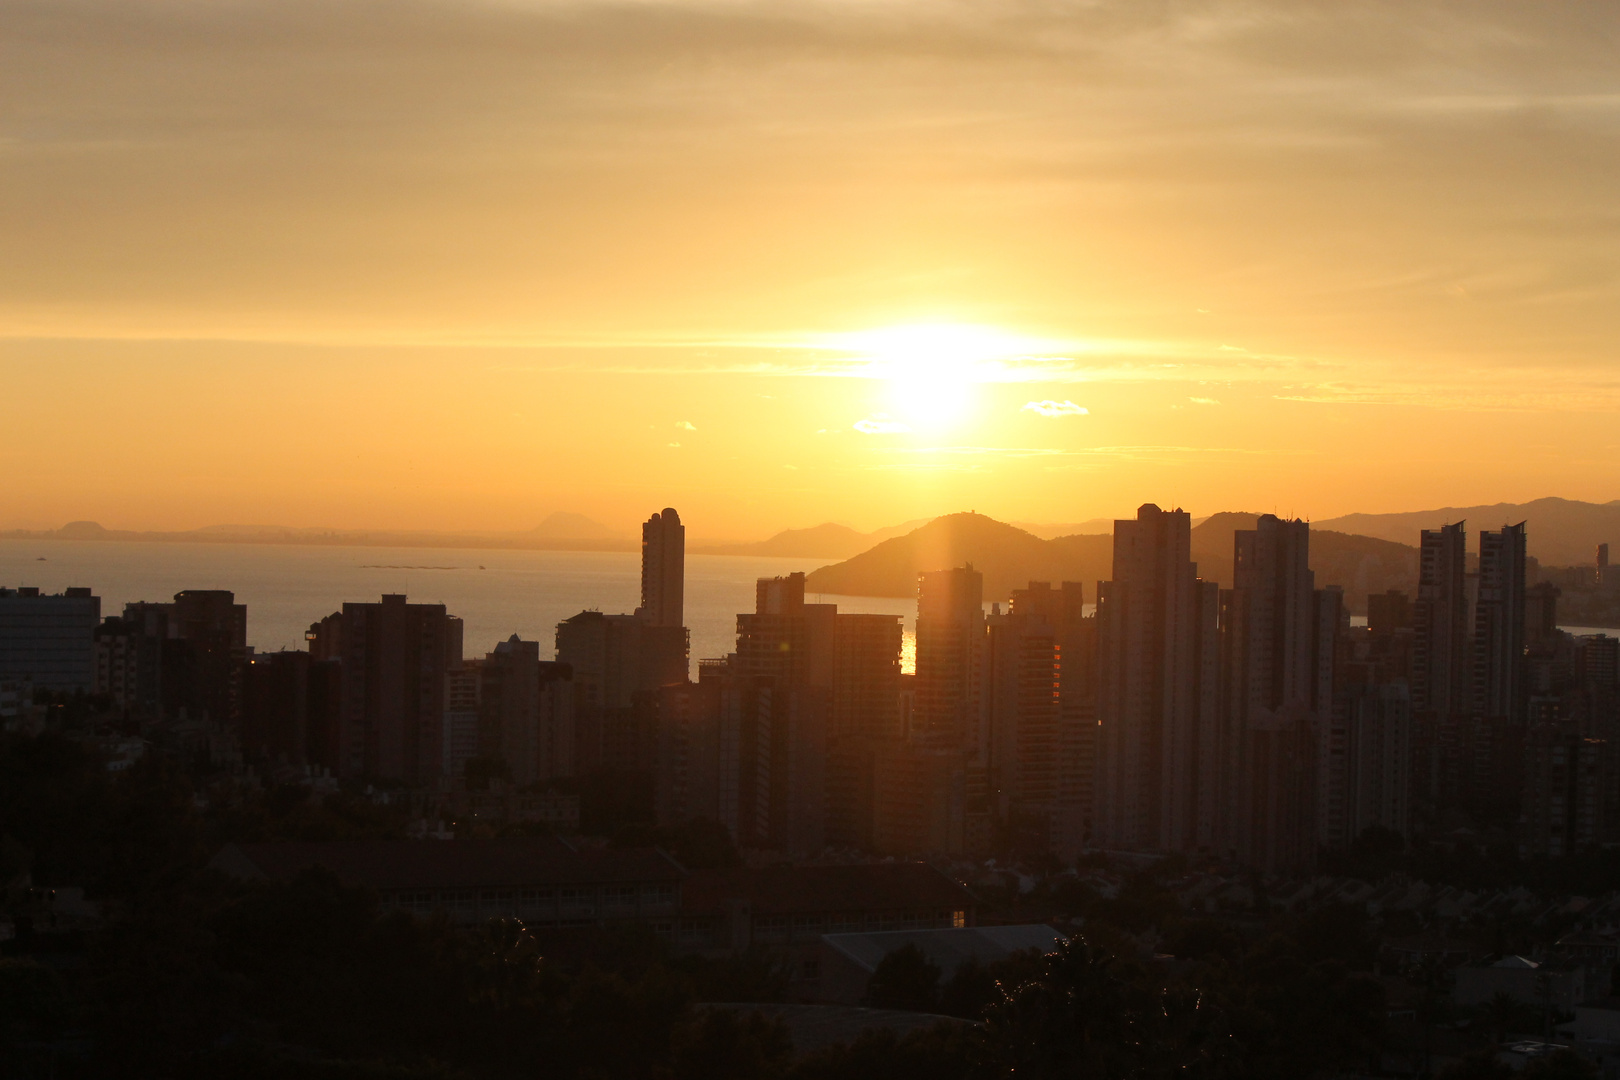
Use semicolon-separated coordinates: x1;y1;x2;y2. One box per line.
837;323;1042;432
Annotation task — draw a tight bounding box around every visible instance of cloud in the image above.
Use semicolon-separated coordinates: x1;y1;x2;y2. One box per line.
853;414;911;434
667;441;681;447
1022;400;1089;417
675;420;696;430
1189;397;1221;405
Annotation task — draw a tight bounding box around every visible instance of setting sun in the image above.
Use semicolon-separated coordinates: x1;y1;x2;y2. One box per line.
835;324;1053;432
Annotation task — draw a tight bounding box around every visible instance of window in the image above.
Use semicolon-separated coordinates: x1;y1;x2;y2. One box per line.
952;909;967;928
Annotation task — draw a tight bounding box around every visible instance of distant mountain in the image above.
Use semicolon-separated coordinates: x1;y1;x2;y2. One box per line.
804;513;1112;601
804;510;1419;612
1188;512;1419;600
1315;497;1620;567
695;518;937;559
698;523;874;559
530;512;621;541
1011;520;1113;540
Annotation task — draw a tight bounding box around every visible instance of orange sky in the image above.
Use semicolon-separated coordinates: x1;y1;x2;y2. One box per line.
3;1;1617;539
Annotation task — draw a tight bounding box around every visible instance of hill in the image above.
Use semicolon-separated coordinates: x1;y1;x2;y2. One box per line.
805;513;1109;601
698;522;876;559
1188;513;1419;600
1316;496;1620;567
804;510;1420;613
695;518;936;559
530;512;621;541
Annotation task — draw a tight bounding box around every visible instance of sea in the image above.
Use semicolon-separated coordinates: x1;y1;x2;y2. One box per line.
0;538;919;670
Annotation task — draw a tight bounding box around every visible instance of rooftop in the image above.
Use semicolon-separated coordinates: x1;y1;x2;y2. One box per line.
682;863;976;918
211;837;684;890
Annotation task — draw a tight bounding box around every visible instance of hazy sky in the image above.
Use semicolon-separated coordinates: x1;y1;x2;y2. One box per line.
3;0;1617;537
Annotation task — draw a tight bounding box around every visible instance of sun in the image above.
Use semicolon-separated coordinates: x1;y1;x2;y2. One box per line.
836;323;1040;432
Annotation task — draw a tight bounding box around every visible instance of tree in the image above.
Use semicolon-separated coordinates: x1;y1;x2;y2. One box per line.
1437;1049;1515;1079
670;1008;793;1080
1522;1049;1601;1079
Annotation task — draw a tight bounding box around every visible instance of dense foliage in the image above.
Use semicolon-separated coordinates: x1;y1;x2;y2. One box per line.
0;731;1595;1077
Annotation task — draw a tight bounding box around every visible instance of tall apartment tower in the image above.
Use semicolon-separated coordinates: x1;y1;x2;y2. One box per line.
1411;521;1469;814
982;606;1060;846
0;587;101;693
328;594;463;782
638;508;685;629
1010;581;1094;855
1093;504;1216;854
1474;523;1527;721
914;566;985;745
1413;522;1469;716
1221;515;1323;873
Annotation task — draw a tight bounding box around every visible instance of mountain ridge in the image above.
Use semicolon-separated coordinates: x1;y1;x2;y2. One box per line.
804;510;1419;613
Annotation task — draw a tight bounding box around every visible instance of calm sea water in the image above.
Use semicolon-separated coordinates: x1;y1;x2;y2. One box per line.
0;539;920;667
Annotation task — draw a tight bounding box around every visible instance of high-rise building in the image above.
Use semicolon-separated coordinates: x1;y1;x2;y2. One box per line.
1010;582;1096;857
1093;504;1216;854
982;606;1059;848
117;590;248;726
638;508;685;630
478;635;575;787
1413;522;1469;716
908;566;985;851
1339;681;1412;841
242;649;342;769
1367;590;1413;636
1520;727;1609;857
325;594;463;781
1412;521;1469;815
826;612;903;850
1474;523;1527;722
1220;515;1324;873
556;610;684;775
914;566;985;745
443;660;483;781
0;587;101;693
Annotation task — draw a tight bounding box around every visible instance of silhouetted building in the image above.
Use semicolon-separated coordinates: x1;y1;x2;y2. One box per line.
982;605;1059;850
1520;727;1609;858
1093;505;1216;854
1220;515;1326;873
638;508;685;631
556;610;684;775
1412;521;1469;815
658;574;903;854
0;586;100;693
479;635;575;787
322;594;463;782
116;590;248;726
242;649;342;769
443;660;483;781
94;615;151;713
1011;582;1096;857
1338;681;1412;841
1474;524;1527;722
914;566;985;745
826;612;903;851
1367;590;1413;636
